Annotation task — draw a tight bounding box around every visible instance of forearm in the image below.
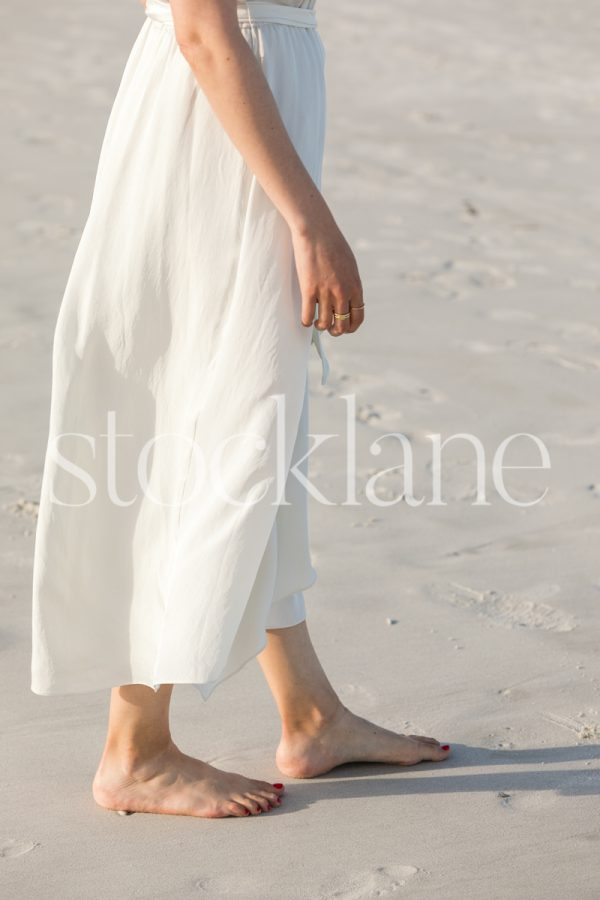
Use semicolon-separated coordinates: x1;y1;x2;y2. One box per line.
172;3;333;233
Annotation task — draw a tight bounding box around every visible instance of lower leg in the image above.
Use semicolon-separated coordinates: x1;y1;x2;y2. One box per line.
102;683;173;766
93;684;284;818
258;621;451;778
258;619;342;731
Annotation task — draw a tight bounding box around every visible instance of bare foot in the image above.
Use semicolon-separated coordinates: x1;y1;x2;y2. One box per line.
93;739;285;818
276;705;451;778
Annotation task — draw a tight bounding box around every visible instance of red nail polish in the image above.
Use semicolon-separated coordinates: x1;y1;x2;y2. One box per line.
441;744;450;751
273;783;284;789
244;810;250;815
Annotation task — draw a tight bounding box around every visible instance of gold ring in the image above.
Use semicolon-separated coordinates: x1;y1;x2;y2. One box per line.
333;311;351;320
350;304;365;311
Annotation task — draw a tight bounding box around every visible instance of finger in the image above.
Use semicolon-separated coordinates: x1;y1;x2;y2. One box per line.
329;296;351;336
348;277;365;333
301;291;317;328
329;311;349;336
314;295;333;331
347;301;365;333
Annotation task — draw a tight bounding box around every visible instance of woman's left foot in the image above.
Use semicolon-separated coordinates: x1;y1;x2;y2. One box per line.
276;704;451;778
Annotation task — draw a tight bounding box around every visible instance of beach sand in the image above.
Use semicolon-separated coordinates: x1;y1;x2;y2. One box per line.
1;0;599;897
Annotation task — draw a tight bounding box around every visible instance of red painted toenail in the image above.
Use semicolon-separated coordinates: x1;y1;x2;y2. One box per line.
273;783;284;789
441;744;450;751
244;810;250;815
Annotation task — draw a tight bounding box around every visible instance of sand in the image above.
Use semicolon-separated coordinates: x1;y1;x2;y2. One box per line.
2;0;599;897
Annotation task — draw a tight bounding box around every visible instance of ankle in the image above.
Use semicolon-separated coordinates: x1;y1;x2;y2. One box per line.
280;697;346;737
101;733;174;776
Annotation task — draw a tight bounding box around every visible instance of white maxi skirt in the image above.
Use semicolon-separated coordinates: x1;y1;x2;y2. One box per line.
31;0;329;699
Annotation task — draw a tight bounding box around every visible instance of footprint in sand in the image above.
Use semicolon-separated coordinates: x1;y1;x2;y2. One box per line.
429;582;575;632
195;867;421;899
320;864;422;899
356;403;383;425
327;372;444;409
387;374;445;405
508;339;600;373
8;498;39;518
429;259;515;298
0;839;39;859
541;712;600;742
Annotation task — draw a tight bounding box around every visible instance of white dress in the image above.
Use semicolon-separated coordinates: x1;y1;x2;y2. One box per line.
31;0;329;699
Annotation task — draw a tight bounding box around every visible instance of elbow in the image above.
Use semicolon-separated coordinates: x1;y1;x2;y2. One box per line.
175;26;242;69
176;30;212;65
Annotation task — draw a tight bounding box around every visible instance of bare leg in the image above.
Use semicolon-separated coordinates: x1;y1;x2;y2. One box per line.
92;684;284;817
258;621;451;778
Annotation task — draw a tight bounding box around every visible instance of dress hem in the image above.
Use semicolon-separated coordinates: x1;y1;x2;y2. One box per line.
31;579;315;699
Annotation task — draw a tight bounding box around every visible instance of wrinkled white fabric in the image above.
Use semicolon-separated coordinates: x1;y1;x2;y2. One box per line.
31;0;328;698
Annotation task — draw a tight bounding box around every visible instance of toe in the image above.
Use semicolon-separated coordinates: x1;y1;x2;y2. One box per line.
232;795;258;815
241;795;264;815
428;741;451;760
248;793;272;812
227;802;250;817
258;788;282;806
255;779;284;796
408;734;440;745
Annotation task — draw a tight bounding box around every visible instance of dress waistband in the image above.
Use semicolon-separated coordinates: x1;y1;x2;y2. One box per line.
145;0;317;29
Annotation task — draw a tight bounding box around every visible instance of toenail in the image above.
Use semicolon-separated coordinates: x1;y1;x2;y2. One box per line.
244;810;250;815
273;783;284;789
441;744;450;751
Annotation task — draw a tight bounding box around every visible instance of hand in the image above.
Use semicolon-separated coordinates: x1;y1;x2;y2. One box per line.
169;0;364;337
291;217;365;337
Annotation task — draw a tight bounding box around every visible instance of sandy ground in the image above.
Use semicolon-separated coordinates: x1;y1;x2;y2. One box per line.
2;0;600;897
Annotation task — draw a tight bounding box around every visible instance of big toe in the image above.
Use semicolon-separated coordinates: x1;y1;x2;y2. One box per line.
428;741;451;760
254;779;284;798
408;734;440;745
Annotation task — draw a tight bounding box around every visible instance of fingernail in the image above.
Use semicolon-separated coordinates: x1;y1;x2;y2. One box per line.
273;783;284;789
441;744;450;751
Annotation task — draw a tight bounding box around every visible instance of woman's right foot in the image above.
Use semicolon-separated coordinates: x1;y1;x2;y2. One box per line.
93;739;284;818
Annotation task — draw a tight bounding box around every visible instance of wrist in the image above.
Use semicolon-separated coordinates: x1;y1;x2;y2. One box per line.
286;193;332;238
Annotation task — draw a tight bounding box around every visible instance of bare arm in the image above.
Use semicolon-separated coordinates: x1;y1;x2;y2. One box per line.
171;0;364;334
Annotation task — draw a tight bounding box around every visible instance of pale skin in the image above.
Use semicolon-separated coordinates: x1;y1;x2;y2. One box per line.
93;0;451;818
